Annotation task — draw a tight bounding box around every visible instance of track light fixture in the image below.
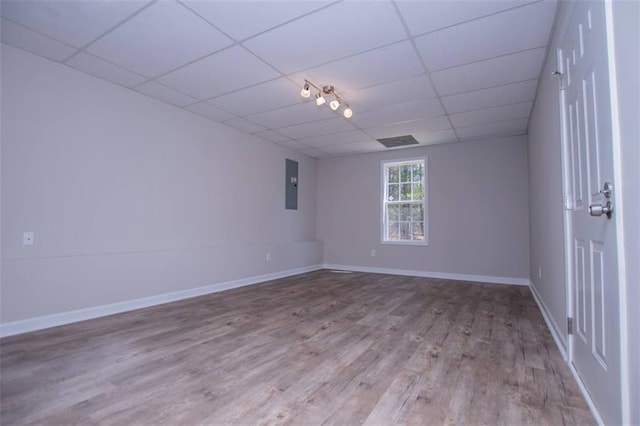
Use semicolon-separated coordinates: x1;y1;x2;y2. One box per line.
300;79;352;119
300;83;311;98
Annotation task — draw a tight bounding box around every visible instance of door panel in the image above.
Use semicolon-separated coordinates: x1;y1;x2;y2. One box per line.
584;70;603;198
560;1;621;424
574;240;588;342
568;89;585;210
590;241;606;365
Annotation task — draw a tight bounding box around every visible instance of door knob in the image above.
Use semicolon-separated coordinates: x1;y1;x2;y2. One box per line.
589;201;613;219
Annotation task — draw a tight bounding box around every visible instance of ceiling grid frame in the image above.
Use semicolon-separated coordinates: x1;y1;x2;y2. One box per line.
0;0;559;158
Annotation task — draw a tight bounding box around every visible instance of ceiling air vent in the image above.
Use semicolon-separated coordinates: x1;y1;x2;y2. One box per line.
376;134;418;148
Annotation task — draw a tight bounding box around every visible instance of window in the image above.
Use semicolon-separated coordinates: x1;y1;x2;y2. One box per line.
382;158;427;244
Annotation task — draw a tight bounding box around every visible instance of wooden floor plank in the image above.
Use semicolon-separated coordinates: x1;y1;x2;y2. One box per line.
0;270;594;425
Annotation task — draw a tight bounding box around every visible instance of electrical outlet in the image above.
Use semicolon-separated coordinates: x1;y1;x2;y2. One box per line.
23;232;34;246
371;249;376;257
266;252;271;262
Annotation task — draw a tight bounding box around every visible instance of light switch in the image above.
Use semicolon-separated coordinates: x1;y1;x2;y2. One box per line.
23;232;34;246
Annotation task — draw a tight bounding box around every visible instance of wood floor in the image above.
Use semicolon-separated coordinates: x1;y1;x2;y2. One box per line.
0;270;594;425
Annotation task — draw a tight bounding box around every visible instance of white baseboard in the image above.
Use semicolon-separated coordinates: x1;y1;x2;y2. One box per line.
0;264;323;338
528;281;568;360
323;263;530;286
526;283;605;424
568;360;605;426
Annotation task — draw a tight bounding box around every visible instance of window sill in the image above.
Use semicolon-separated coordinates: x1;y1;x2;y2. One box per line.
381;240;429;246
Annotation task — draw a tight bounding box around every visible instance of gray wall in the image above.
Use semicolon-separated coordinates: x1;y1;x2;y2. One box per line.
611;1;640;423
317;136;530;281
526;0;570;348
0;45;321;324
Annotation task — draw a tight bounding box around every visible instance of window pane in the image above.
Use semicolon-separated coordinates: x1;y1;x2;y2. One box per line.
411;204;423;221
412;183;424;200
400;204;411;221
400;166;411;182
412;222;424;240
412;164;423;181
388;166;399;183
387;222;399;240
388;184;399;201
387;204;399;221
401;183;412;200
400;222;410;239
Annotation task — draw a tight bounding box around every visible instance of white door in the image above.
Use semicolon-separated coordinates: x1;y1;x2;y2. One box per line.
560;1;621;424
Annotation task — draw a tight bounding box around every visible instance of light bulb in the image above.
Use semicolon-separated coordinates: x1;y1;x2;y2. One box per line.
316;93;326;106
343;107;353;118
300;84;310;98
329;100;340;111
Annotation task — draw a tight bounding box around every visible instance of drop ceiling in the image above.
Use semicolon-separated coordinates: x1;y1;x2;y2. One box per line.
0;0;558;158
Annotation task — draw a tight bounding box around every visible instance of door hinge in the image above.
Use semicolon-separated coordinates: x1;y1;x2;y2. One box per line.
567;317;574;335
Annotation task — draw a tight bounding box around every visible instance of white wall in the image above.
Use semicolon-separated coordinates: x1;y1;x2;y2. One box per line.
317;136;530;282
0;45;322;325
611;1;640;423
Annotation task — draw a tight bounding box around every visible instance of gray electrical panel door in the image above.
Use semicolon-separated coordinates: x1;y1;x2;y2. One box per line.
285;159;298;210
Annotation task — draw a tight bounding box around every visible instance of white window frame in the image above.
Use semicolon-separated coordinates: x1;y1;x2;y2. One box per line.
380;156;429;245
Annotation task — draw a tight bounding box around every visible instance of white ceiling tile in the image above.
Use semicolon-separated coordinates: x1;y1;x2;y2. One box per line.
298;147;329;159
223;118;266;134
158;46;280;99
456;118;529;140
182;1;333;41
277;140;311;150
291;41;424;94
87;1;233;77
243;1;407;73
66;52;147;87
183;102;236;121
364;116;452;139
254;130;291;143
450;101;533;128
394;0;532;36
412;129;459;145
350;99;445;129
1;18;76;61
415;2;556;71
246;101;335;129
319;140;383;156
431;48;547;96
135;81;198;107
0;0;149;47
277;118;359;139
207;78;301;116
345;75;437;113
298;130;373;148
442;80;538;114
